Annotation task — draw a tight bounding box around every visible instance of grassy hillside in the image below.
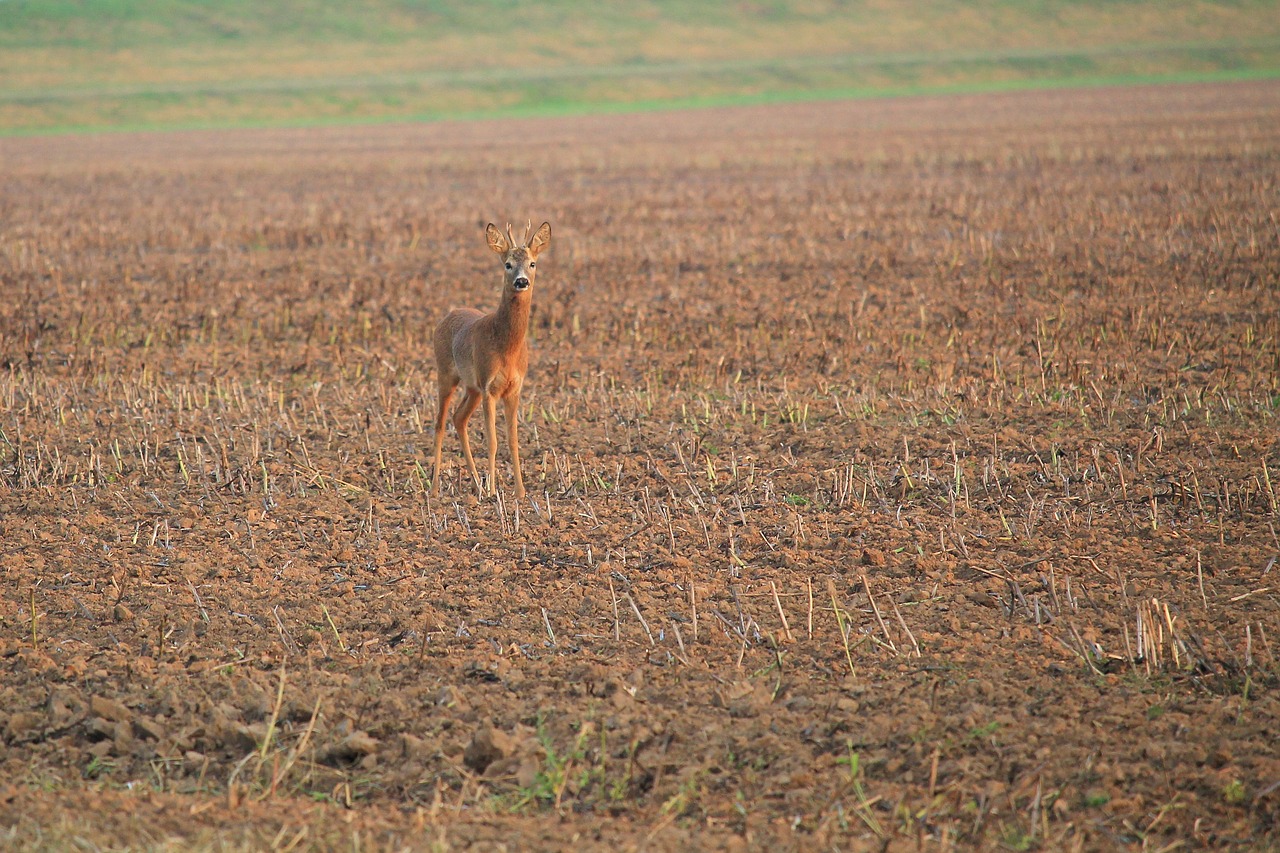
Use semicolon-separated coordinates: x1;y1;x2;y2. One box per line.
2;0;1278;133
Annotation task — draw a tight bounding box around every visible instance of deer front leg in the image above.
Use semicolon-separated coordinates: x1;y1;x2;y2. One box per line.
483;390;499;496
504;392;524;499
452;387;482;494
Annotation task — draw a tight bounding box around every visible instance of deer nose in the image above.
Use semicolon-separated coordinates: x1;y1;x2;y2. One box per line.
513;276;530;290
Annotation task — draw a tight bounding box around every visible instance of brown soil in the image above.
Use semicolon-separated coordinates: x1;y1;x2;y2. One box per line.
1;81;1278;851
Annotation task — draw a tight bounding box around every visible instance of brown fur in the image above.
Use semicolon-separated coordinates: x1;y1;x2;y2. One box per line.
431;221;551;498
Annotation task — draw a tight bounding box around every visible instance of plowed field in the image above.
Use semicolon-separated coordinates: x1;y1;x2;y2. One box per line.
2;81;1279;851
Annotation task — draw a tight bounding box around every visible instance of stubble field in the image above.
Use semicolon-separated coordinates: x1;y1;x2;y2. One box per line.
1;81;1279;850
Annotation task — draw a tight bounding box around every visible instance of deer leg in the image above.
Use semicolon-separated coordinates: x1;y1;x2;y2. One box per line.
453;387;482;493
504;392;524;499
431;380;457;496
483;390;499;497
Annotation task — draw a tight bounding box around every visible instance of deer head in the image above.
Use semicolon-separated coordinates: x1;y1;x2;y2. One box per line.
486;221;551;293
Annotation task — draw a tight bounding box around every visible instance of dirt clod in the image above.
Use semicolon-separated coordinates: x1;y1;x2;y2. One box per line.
88;697;131;724
463;726;516;774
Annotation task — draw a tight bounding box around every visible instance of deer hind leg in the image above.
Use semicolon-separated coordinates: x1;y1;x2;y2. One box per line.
504;392;524;499
431;377;458;496
452;387;483;493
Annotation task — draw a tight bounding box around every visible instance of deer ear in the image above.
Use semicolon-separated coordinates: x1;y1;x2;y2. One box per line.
528;221;551;255
485;223;509;254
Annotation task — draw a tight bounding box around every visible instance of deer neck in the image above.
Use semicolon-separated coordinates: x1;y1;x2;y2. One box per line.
490;287;531;351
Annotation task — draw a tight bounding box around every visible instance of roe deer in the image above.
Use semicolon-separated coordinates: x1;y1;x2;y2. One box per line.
431;220;551;499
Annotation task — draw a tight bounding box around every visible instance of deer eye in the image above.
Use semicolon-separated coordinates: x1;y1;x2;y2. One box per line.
505;263;512;270
529;262;536;269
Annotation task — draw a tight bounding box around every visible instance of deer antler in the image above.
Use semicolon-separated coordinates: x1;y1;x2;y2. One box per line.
505;223;517;249
522;220;532;247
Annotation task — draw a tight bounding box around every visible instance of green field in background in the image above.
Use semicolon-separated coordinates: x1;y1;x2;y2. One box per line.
3;0;1278;134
